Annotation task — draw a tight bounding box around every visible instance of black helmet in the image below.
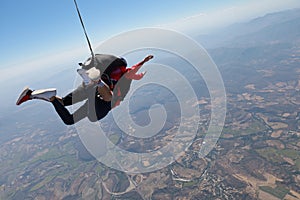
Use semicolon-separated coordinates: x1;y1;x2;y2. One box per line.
119;57;127;67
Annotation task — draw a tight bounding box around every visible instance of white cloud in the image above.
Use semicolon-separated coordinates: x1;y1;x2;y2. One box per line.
0;45;88;85
164;0;300;35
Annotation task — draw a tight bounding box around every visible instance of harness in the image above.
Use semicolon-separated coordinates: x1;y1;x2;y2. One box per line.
101;64;130;105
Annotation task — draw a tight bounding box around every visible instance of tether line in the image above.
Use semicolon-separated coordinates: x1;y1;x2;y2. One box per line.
73;0;95;58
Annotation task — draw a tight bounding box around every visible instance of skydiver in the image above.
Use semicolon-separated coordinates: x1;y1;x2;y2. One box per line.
16;54;154;125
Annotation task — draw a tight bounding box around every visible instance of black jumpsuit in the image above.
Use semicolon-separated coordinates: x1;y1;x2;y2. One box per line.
51;54;127;125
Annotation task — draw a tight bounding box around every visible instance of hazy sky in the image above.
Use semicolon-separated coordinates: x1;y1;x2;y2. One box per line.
0;0;299;99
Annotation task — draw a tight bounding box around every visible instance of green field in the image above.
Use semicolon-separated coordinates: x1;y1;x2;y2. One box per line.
222;117;267;137
256;147;300;170
259;185;289;199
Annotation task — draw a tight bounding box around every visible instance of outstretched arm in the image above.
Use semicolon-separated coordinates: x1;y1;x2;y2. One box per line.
112;55;153;109
140;55;154;65
125;55;154;80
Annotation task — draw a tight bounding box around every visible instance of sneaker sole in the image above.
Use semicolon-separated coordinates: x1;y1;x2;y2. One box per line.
16;87;31;105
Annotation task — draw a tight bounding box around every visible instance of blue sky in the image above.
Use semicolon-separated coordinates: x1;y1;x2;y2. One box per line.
1;0;242;65
0;0;299;99
0;0;298;124
2;0;299;66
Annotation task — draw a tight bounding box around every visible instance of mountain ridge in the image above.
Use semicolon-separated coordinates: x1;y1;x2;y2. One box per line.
197;8;300;48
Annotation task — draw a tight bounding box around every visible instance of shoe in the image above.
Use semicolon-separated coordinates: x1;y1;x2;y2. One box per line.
77;69;92;85
31;88;57;101
16;87;33;105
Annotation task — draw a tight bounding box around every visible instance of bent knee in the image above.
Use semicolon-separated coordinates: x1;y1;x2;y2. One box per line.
63;119;75;125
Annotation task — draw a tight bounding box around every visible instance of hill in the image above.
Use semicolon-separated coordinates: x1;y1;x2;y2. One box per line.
198;8;300;48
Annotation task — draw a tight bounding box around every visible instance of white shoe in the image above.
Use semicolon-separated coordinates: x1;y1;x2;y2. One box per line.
31;88;57;101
